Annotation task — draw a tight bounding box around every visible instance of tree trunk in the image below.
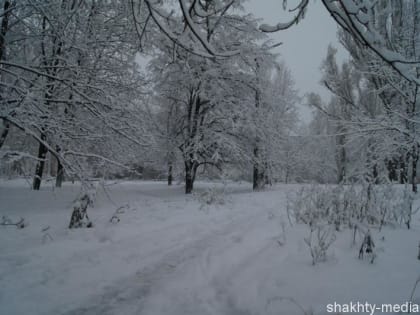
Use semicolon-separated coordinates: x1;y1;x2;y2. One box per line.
185;173;193;194
336;134;346;183
253;58;265;191
168;162;173;186
185;163;194;194
399;155;408;184
0;1;11;60
253;160;258;190
0;119;9;149
372;163;379;184
32;133;48;190
264;161;272;185
0;2;12;148
55;158;64;188
54;145;64;188
387;158;398;182
411;144;418;193
253;146;265;190
184;160;197;194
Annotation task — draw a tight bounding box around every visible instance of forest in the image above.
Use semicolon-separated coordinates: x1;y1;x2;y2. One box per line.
0;1;420;314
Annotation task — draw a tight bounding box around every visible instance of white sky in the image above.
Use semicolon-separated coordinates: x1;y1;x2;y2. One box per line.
244;0;349;122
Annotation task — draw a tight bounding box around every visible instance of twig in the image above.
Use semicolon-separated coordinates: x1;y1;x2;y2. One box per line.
409;276;420;312
1;216;25;228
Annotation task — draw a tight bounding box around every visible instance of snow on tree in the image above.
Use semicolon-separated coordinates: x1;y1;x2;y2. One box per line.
312;2;420;190
0;1;151;192
144;0;298;193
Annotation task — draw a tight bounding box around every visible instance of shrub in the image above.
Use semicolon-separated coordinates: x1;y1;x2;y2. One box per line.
304;223;336;265
195;186;229;210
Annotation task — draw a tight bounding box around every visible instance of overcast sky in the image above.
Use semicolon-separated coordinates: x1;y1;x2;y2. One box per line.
244;0;348;122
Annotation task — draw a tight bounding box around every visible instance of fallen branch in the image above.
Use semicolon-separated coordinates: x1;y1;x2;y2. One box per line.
1;215;25;228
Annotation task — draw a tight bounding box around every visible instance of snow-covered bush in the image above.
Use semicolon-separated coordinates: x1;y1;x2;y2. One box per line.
358;230;376;263
290;184;418;230
290;185;358;230
290;184;418;264
195;186;229;210
397;188;419;230
304;224;336;265
68;193;93;228
363;185;419;230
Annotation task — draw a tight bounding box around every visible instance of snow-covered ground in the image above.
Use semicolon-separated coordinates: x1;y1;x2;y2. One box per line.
0;180;419;315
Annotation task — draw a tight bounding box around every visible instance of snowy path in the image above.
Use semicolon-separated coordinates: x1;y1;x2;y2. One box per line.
64;209;276;315
0;181;288;315
62;188;285;315
1;180;419;315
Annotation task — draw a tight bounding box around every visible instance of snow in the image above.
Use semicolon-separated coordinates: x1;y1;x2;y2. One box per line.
0;180;419;315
